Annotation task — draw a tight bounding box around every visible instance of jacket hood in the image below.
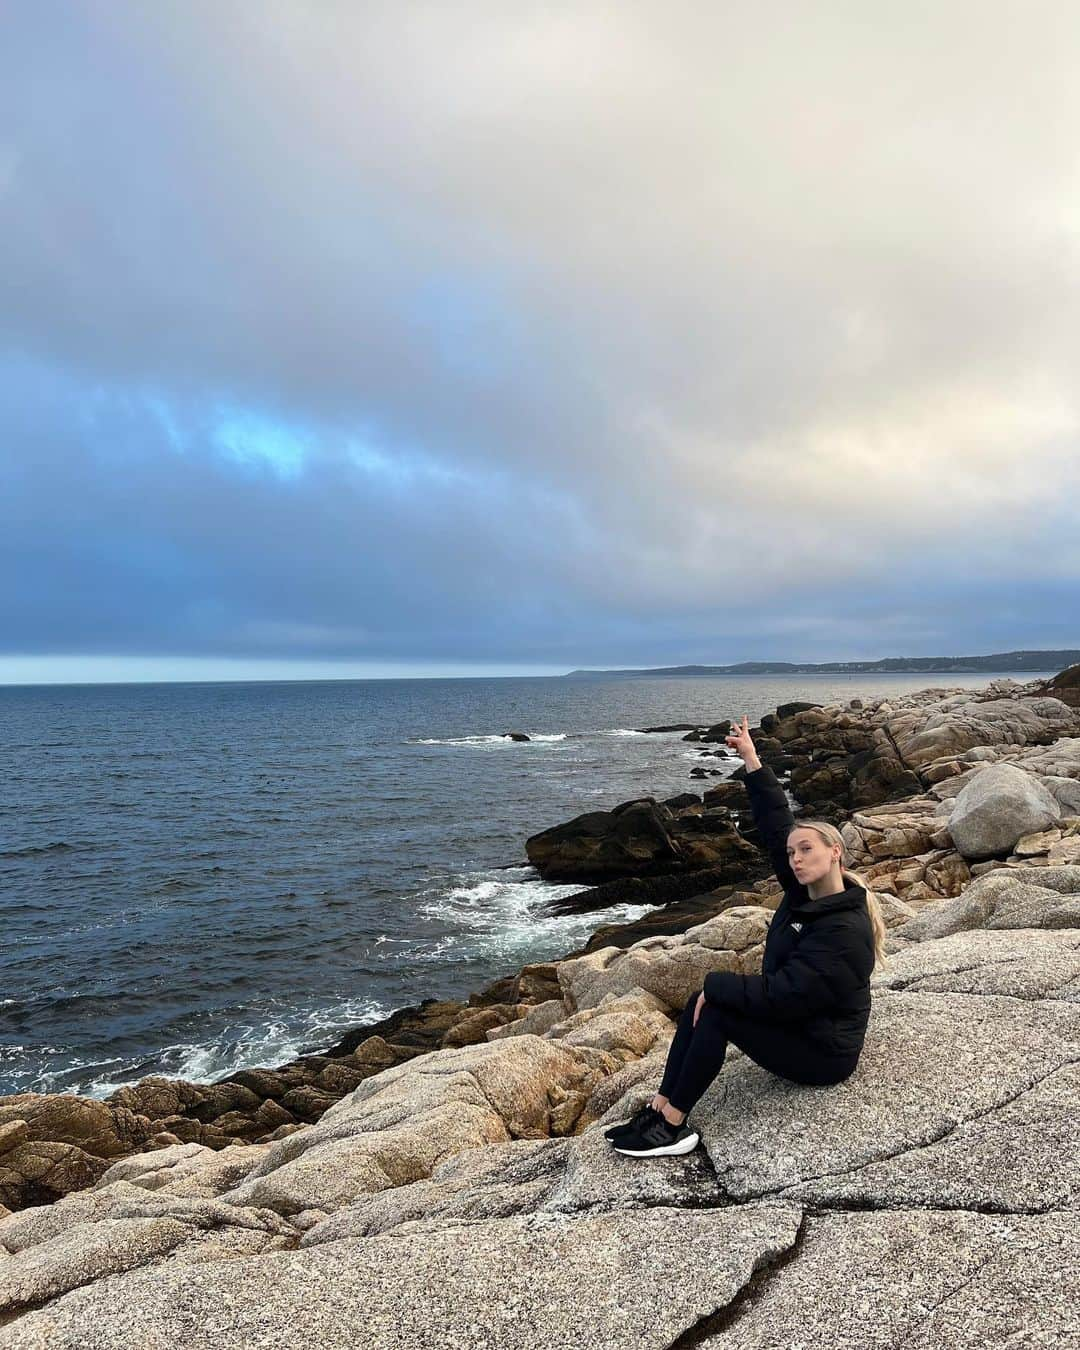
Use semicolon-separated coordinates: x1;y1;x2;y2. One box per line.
790;884;867;920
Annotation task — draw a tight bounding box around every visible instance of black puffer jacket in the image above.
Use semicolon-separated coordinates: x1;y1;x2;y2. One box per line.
703;764;875;1059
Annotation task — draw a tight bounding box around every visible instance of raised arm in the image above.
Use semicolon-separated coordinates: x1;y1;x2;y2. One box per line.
741;764;803;895
725;714;803;895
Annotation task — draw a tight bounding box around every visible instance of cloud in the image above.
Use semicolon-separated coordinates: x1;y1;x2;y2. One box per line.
1;2;1078;671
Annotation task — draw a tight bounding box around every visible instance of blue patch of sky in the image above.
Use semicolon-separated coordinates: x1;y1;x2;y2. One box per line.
213;408;310;480
402;271;522;381
135;384;501;494
144;395;186;453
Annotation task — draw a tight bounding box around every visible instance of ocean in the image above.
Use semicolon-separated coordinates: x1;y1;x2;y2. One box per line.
0;671;1051;1098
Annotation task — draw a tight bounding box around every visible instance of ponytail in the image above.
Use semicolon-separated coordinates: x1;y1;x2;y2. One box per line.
841;867;889;970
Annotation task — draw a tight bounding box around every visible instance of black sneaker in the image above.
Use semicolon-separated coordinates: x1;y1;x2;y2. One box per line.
602;1103;659;1142
612;1112;700;1158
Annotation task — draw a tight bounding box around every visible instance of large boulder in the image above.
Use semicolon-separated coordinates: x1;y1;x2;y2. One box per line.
0;1096;149;1162
0;1141;110;1212
947;763;1062;858
217;1037;621;1218
890;695;1078;771
525;797;757;884
893;865;1080;942
1033;661;1080;709
525;799;687;881
556;907;771;1012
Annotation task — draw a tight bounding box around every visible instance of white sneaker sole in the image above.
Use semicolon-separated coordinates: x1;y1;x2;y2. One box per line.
613;1131;700;1157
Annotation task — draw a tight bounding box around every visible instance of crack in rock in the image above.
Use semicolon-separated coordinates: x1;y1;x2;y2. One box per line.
880;721;928;791
885;986;1080;1023
701;1056;1079;1206
880;943;1080;993
889;1248;1005;1349
662;1209;809;1350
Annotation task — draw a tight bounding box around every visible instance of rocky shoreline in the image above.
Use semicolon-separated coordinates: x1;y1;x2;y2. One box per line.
2;666;1079;1345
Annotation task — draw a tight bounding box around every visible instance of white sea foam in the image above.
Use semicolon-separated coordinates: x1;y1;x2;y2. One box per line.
410;733;568;745
74;994;392;1100
600;728;646;736
408;865;653;965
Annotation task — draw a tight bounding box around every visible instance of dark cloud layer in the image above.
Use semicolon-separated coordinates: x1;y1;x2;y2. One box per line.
2;3;1078;675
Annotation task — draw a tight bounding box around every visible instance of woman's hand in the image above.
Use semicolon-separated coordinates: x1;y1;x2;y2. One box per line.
725;713;760;769
693;991;705;1026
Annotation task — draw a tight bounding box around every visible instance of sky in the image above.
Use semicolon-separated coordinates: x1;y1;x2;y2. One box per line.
2;2;1079;683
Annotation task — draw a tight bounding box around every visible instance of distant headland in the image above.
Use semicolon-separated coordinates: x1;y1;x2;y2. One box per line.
563;648;1080;678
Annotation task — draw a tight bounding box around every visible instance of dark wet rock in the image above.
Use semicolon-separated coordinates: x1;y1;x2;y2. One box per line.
526;798;686;882
511;962;563;1003
541;863;761;918
187;1083;262;1123
1031;660;1080;709
771;700;824;724
223;1069;294;1101
702;780;746;808
682;720;734;743
504;731;531;741
662;792;703;811
527;795;757;885
637;723;708;733
439;1004;527;1049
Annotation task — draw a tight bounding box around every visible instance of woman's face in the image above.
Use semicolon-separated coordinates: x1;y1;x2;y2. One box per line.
786;827;840;885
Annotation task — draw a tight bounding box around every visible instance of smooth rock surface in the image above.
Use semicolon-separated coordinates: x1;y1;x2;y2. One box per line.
896;864;1080;941
873;926;1080;1001
219;1036;618;1216
0;1217;191;1312
700;1208;1078;1350
2;1204;803;1350
695;988;1080;1204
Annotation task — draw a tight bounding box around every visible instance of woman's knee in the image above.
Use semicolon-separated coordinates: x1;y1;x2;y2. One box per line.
682;991;725;1033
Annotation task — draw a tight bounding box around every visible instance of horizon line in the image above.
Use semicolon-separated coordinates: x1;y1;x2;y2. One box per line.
0;650;1071;689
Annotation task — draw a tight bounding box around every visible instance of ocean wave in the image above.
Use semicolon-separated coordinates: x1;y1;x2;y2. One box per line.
40;994;395;1100
600;728;646;736
409;733;568;746
408;865;653;964
0;841;78;860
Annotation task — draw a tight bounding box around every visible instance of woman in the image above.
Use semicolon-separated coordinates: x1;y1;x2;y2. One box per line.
607;713;887;1158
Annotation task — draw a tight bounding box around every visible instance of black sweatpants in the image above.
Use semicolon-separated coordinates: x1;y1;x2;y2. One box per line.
658;993;858;1114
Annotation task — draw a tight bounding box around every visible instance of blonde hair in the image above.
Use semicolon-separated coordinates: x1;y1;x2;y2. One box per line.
788;819;888;969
